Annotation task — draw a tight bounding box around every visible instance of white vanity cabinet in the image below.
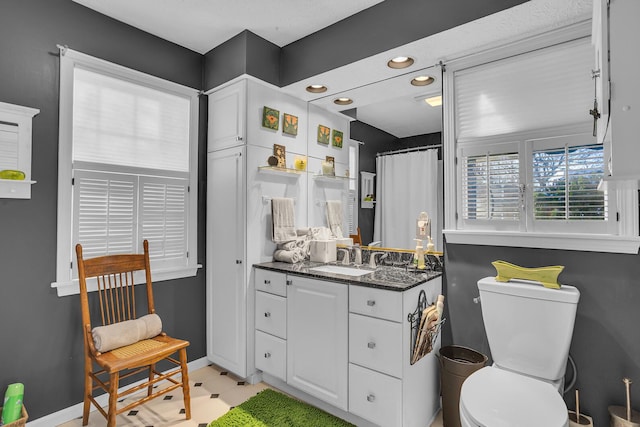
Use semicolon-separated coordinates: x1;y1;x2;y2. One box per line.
348;278;442;427
254;269;349;410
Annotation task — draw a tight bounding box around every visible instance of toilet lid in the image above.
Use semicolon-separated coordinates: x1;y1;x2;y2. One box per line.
460;367;568;427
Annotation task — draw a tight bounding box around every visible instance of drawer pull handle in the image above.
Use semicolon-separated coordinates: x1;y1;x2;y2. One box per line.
286;280;292;286
366;300;376;306
264;279;271;284
236;259;242;264
264;312;271;318
367;394;376;402
264;352;271;358
367;342;376;349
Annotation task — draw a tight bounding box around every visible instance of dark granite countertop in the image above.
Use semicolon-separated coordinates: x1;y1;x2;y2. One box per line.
254;260;442;292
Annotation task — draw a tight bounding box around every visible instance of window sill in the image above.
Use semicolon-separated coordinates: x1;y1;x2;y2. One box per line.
443;230;640;254
51;264;202;297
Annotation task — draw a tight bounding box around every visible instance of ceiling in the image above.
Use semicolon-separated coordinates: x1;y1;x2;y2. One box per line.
73;0;593;139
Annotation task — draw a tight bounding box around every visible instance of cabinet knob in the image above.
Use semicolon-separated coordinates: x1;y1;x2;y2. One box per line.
236;136;243;141
264;312;271;318
367;342;376;349
236;259;242;264
367;394;376;402
366;300;376;306
264;352;271;358
264;279;271;284
286;279;292;286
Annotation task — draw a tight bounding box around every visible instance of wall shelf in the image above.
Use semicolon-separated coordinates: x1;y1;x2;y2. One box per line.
0;179;37;199
313;174;353;182
258;166;304;176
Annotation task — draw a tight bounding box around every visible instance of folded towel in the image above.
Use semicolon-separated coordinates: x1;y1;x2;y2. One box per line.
326;200;344;238
271;198;297;243
92;313;163;353
273;249;304;264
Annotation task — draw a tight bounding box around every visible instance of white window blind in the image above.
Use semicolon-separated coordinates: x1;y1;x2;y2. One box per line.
455;38;593;140
0;122;19;170
73;67;190;172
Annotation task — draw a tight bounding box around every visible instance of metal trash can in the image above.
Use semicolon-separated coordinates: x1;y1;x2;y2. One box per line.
439;345;488;427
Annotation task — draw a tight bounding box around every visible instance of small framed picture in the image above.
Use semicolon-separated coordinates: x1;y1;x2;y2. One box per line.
332;129;343;148
283;113;298;136
273;144;286;168
262;106;280;130
317;125;330;145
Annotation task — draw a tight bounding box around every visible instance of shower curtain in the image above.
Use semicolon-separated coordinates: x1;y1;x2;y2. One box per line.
373;149;439;250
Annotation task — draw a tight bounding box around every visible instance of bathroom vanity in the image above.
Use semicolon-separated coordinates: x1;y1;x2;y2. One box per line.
253;261;443;427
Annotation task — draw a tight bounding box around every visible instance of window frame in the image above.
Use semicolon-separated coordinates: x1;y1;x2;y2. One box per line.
443;23;640;254
53;48;201;296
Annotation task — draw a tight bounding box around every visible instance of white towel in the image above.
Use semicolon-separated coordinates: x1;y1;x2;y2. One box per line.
271;198;297;243
92;313;163;353
326;200;344;238
273;249;304;264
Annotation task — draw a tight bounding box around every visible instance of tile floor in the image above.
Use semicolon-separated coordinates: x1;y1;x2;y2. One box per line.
58;364;444;427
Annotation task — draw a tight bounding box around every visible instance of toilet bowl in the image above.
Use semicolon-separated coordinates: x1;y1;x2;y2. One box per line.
460;366;568;427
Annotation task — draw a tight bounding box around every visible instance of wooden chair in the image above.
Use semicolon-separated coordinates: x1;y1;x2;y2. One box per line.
349;227;363;245
75;240;190;427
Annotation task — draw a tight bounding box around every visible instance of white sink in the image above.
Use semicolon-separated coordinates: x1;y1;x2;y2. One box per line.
309;265;374;277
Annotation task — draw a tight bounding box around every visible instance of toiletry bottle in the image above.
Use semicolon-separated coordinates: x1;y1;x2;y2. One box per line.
413;239;422;267
417;245;425;270
1;383;24;424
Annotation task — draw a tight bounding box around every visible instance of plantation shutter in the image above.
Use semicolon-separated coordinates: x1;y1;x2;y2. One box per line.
0;123;19;170
461;151;521;225
73;170;137;260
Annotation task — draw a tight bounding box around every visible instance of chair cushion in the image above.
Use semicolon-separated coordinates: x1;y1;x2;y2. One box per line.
92;313;162;353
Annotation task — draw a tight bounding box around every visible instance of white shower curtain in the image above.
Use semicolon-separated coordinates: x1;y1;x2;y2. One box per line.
373;149;439;250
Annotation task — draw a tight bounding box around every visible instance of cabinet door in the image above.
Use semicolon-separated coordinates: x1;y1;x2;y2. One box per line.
208;80;246;151
206;146;247;376
287;276;348;410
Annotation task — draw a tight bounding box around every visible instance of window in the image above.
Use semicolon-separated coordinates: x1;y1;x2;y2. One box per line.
444;28;639;253
54;48;200;296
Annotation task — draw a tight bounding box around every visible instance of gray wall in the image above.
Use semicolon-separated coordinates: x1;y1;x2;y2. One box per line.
0;0;206;420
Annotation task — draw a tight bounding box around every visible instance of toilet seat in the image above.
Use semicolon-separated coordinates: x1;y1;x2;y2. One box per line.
460;367;568;427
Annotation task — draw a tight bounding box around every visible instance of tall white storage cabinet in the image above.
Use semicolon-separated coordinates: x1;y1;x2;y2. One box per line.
206;77;310;380
206;146;246;376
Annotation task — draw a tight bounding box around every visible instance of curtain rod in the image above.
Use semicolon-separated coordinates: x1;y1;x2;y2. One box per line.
377;144;441;157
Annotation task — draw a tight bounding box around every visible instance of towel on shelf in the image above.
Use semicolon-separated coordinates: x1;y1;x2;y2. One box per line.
271;197;297;243
273;249;304;264
326;200;344;239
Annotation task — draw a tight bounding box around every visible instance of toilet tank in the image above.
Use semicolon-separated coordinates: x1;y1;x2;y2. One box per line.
478;276;580;382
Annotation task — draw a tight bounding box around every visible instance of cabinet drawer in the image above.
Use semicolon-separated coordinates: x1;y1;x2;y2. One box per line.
255;269;287;297
349;313;402;378
255;291;287;339
349;285;402;322
349;363;402;427
255;331;286;381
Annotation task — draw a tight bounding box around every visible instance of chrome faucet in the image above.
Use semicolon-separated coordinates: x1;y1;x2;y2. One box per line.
338;248;350;265
353;245;362;265
368;251;388;268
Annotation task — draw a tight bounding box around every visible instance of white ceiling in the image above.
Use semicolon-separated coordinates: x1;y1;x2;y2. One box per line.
73;0;384;54
73;0;593;139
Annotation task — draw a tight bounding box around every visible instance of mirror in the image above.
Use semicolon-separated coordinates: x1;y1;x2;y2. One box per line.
309;66;443;252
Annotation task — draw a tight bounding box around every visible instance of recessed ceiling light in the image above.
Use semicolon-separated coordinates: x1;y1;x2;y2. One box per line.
411;75;435;86
387;56;414;69
425;95;442;107
334;97;353;105
306;84;327;93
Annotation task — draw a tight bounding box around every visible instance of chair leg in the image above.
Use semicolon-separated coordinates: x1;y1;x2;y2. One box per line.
107;372;119;427
148;363;155;397
179;348;191;420
82;357;92;426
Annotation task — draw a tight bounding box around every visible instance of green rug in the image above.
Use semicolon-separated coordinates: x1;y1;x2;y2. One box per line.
208;388;355;427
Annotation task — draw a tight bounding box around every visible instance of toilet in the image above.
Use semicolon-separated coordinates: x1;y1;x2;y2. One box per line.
459;276;580;427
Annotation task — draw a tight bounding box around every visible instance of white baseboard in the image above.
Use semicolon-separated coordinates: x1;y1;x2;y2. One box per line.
27;357;210;427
